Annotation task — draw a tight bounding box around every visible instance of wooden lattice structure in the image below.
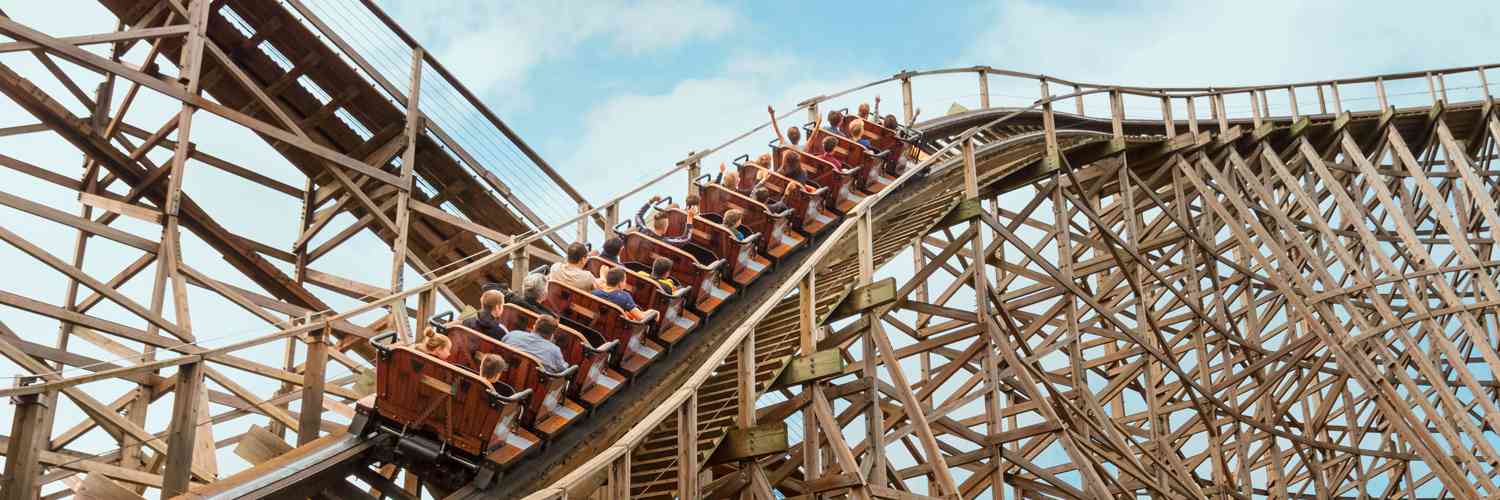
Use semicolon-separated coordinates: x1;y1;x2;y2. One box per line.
2;2;1499;500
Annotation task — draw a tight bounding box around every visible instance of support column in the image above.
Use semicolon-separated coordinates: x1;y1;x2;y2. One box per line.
389;48;424;342
163;361;205;498
3;380;47;500
677;394;700;500
798;273;821;493
900;74;914;125
510;239;529;292
856;212;885;487
687;158;702;198
977;68;990;109
298;323;329;445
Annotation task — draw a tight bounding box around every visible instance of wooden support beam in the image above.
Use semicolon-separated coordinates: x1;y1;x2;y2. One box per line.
3;384;48;500
298;324;330;445
161;361;203;498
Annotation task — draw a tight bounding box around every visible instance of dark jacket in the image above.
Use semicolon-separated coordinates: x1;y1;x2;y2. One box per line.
463;310;508;341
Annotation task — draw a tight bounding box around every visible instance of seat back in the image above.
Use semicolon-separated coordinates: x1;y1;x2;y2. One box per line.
690;215;760;284
583;256;691;337
444;325;571;429
699;182;790;257
862;119;903;154
752;166;830;232
542;279;655;366
620;231;725;309
374;346;523;456
497;304;615;400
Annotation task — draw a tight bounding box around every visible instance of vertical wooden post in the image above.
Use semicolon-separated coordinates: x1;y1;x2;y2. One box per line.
415;288;435;330
1425;72;1438;104
1330;82;1343;112
510;236;530;292
856;212;884;487
1316;85;1329;114
1073;84;1085;116
900;75;914;125
163;361;205;498
797;273;821;488
608;453;631;500
1040;79;1059;169
389;48;424;344
977;68;990;109
1287;86;1300;120
677;394;700;500
1108;88;1124;140
1376;77;1389;110
1159;95;1175;138
577;203;590;243
686;158;701;198
605;202;620;238
3;381;47;500
1479;66;1492;103
298;324;329;445
736;335;755;429
1249;90;1264;129
1185;96;1200;139
1212;92;1229;132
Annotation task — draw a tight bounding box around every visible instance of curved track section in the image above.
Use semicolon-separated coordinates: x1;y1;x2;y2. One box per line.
519;94;1500;499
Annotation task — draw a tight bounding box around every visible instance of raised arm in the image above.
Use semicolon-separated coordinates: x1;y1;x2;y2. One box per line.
874;95;881;116
768;105;789;148
634;195;661;228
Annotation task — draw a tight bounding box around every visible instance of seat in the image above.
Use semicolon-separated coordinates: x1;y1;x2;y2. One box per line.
698;181;804;261
542;280;663;376
620;230;735;317
584;256;700;345
746;163;837;236
371;340;535;465
774;146;865;213
443;324;583;439
689;213;770;287
498;304;625;408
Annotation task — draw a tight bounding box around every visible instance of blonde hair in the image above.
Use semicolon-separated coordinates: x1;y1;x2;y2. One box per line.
849;118;866;138
419;328;450;354
480;353;509;381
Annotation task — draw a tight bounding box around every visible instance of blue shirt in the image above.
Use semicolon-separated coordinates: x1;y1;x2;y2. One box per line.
500;330;568;374
593;288;638;311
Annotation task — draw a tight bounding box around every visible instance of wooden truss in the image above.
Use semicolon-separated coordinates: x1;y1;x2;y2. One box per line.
2;1;1499;499
0;1;592;498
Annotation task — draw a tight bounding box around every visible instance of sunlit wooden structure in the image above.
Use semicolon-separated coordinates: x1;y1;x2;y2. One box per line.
1;2;1498;500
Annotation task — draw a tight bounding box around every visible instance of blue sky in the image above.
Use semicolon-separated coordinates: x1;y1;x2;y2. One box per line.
375;0;1500;210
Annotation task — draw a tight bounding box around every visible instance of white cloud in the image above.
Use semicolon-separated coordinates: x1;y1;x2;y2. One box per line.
961;0;1500;88
561;54;882;207
380;0;738;108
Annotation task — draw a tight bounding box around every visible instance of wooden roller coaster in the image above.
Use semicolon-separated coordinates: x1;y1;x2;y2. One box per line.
1;2;1500;500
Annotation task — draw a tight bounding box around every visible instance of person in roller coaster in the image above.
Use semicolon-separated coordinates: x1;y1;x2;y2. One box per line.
635;195;693;247
415;328;458;364
824;109;847;137
723;208;750;240
815;136;841;167
594;267;649;321
464;289;509;341
753;184;793;216
848;118;873;150
858;101;872;121
715;163;747;195
500;314;568;373
785;125;803;151
683;193;701;219
478;352;509;384
515;274;550;315
641;256;679;293
882;114;906;176
599;236;624;263
547;242;597;291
